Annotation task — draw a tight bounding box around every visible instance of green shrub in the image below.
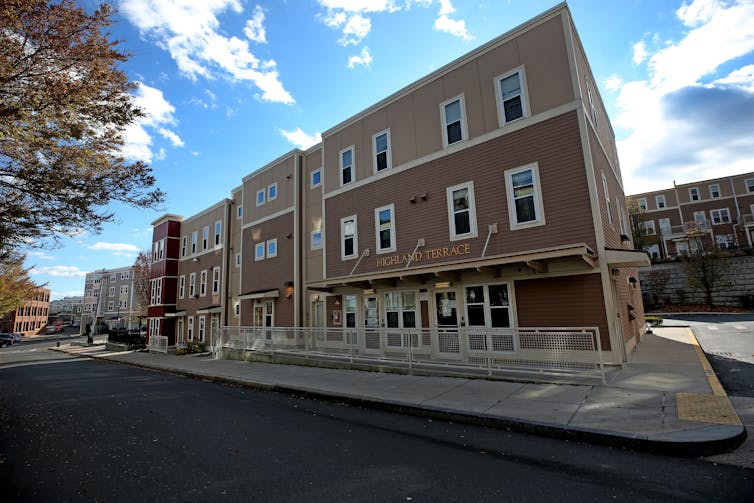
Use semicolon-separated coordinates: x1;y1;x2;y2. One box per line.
645;315;663;327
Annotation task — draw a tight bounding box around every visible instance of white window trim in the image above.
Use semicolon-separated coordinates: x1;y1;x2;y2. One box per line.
200;270;207;297
191;231;198;254
267;238;278;258
440;94;468;148
189;272;196;297
710;208;731;225
655;195;666;208
212;266;221;295
181;236;187;257
235;252;241;267
689;187;700;201
372;129;392;174
602;172;614;226
311;168;322;189
641;220;656;235
256;188;266;207
188;316;194;341
709;184;720;198
311;230;323;250
340;146;355;187
746;178;754;193
268;182;278;201
585;77;598;131
504;163;546;230
234;302;240;318
202;226;209;250
638;198;647;211
374;204;397;254
446;181;478;241
179;275;185;299
237;205;243;219
341;214;358;260
255;242;265;261
494;66;529;127
214;220;222;246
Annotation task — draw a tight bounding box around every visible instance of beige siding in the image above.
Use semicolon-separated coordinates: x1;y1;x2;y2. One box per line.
303;147;324;282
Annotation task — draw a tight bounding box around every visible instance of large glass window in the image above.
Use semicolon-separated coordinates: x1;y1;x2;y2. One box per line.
441;97;466;146
341;215;357;259
446;182;477;240
375;204;395;253
505;164;544;229
465;284;511;329
341;147;353;186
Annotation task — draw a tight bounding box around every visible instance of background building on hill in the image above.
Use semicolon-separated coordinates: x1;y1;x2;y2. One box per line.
1;287;51;337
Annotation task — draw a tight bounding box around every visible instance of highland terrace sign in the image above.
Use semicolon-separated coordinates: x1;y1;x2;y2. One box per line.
376;243;471;268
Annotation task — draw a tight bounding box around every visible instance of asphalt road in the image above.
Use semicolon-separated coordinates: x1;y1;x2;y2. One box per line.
1;351;753;502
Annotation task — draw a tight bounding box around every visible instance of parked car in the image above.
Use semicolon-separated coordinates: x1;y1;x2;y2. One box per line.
9;332;22;343
0;333;16;347
45;325;63;334
71;321;80;328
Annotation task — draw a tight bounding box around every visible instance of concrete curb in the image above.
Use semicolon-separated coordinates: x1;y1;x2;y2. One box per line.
51;346;746;458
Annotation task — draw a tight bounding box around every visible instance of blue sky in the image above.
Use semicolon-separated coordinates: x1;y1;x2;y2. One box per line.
27;0;754;299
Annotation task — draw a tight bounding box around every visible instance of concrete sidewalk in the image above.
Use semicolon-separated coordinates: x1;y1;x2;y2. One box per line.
51;326;745;457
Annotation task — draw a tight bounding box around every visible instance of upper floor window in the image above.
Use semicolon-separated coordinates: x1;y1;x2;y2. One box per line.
256;189;265;206
108;286;115;297
655;195;666;209
267;238;277;258
311;230;323;250
585;78;598;130
181;236;187;257
496;68;527;125
214;221;222;246
212;267;220;295
505;164;545;229
110;273;117;282
446;182;477;240
341;215;358;260
179;275;185;299
709;184;720;198
373;130;391;173
158;239;164;260
121;271;129;280
638;198;647;211
710;208;731;225
340;147;353;186
441;96;467;147
200;270;207;296
189;273;196;297
202;226;209;250
268;182;278;201
689;187;700;201
237;205;243;219
235;253;241;267
639;220;656;235
255;242;265;261
311;169;322;188
191;231;198;254
747;179;754;193
375;204;396;253
602;172;614;226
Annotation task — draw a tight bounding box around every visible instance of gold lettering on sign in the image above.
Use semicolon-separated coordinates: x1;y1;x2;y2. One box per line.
376;243;471;268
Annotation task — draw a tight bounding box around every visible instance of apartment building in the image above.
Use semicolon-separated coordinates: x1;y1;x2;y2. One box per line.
1;287;50;337
628;173;754;259
49;295;85;324
149;4;648;368
81;266;138;332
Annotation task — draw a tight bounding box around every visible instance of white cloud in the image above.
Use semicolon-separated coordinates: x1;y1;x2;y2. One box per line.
87;242;140;252
347;47;373;69
632;40;648;65
434;13;469;40
280;128;322;150
29;265;87;278
604;74;623;92
614;0;754;194
123;83;181;162
120;0;294;104
27;251;54;260
244;5;267;43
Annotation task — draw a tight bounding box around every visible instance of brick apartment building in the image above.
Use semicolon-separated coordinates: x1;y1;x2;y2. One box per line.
1;287;50;337
149;4;648;369
628;173;754;260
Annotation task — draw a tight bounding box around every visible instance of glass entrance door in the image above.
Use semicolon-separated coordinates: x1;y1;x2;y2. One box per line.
363;296;379;350
435;290;461;356
253;300;274;340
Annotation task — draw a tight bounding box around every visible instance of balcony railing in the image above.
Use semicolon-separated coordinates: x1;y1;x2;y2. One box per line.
216;326;605;382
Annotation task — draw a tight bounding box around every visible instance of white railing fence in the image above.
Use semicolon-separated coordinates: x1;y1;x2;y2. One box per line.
148;335;168;354
218;326;605;381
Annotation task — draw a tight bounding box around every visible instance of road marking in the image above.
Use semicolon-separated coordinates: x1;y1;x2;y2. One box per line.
734;325;746;330
708;326;718;331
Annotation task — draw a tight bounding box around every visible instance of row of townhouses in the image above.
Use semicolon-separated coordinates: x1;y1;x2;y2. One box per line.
80;266;140;332
49;295;85;324
148;4;649;373
1;287;51;337
628;174;754;260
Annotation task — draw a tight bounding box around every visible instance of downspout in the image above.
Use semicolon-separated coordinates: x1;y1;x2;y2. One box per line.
730;176;741;246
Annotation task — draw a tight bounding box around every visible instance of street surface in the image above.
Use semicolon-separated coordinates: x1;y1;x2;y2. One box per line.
1;340;753;502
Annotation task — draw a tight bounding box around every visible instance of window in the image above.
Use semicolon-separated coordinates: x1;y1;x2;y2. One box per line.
237;205;243;219
256;188;266;206
747;179;754;193
465;284;512;331
639;220;656;235
191;231;198;254
235;253;241;267
110;273;117;282
181;236;187;257
505;164;545;229
311;169;322;188
341;215;358;260
189;273;196;297
188;316;194;341
689;187;700;201
446;182;477;239
255;242;265;261
158;239;164;260
710;208;731;225
311;230;322;250
373;130;391;173
212;267;220;295
108;286;115;297
267;238;277;258
340;147;353;186
602;172;614;226
638;198;647;210
200;270;207;296
121;271;129;280
375;204;396;253
268;182;277;201
214;221;222;246
198;316;205;342
441;96;467;147
709;184;720;198
202;226;209;250
120;285;128;295
585;78;598;130
496;68;527;125
234;302;240;317
659;218;671;236
179;275;185;299
107;301;114;312
655;195;666;209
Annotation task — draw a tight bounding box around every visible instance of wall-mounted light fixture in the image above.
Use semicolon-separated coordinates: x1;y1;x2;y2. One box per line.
192;257;199;263
285;281;294;299
363;288;375;295
433;281;452;289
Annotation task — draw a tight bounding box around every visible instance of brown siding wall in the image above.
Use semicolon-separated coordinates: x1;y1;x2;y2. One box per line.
324;111;595;279
514;273;610;350
241;212;295;293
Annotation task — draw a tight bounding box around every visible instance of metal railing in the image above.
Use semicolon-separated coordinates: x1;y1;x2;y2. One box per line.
148;335;168;354
218;326;605;381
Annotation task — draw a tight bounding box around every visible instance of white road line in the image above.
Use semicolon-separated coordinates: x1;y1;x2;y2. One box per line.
733;325;747;330
708;326;719;331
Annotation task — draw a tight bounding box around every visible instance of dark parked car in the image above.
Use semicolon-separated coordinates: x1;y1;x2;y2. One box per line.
9;332;22;343
0;333;16;347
